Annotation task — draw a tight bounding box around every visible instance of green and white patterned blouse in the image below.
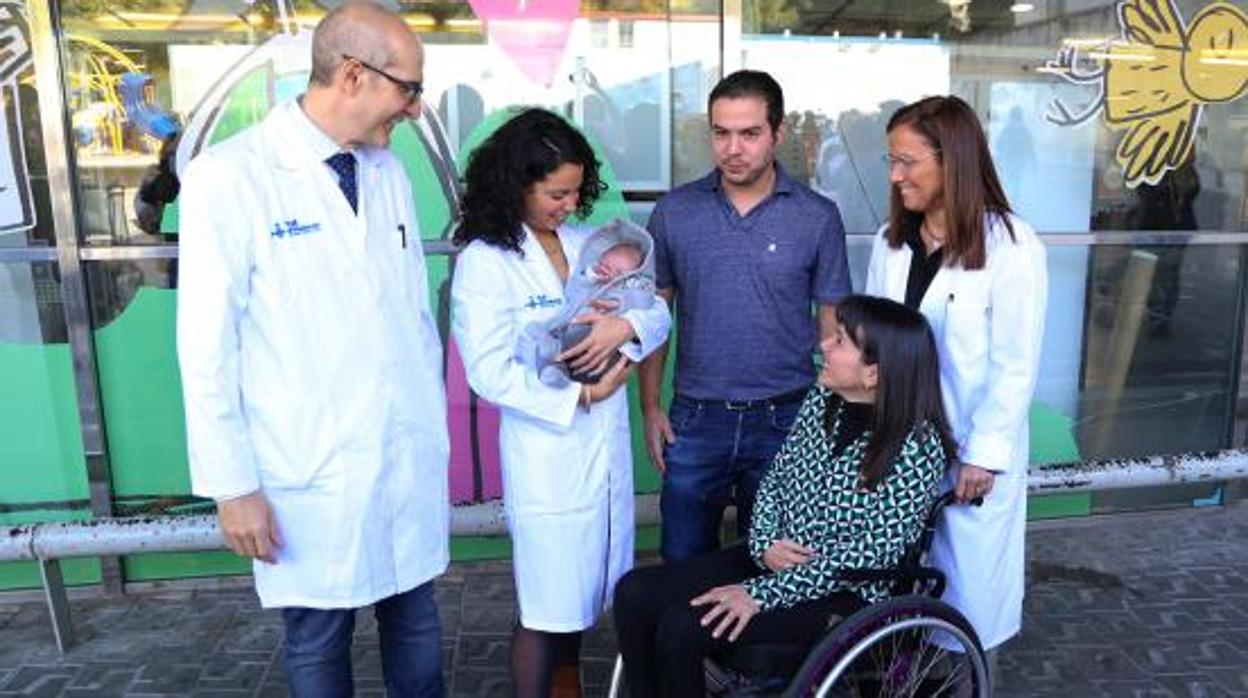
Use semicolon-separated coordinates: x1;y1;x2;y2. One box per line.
740;386;949;612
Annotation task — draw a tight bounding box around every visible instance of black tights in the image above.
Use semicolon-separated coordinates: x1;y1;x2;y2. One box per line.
510;623;582;698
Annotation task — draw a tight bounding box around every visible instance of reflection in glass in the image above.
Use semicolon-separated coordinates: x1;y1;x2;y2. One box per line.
48;0;1248;471
743;0;1019;37
740;0;1246;472
1078;244;1243;458
0;264;89;536
82;259;189;515
61;1;722;243
59;6;276;246
842;239;1244;464
85;258;175;329
0;260;65;343
747;36;947;233
0;4;54;249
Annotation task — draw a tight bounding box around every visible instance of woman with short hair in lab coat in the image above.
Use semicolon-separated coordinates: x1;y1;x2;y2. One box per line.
865;95;1048;674
450;108;671;697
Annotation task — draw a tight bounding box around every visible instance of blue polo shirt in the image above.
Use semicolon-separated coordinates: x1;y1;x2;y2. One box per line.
649;165;851;401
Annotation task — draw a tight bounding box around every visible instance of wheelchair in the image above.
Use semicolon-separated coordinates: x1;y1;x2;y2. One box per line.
608;492;991;697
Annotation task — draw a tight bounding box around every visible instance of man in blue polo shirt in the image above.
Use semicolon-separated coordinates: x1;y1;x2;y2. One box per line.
639;70;852;563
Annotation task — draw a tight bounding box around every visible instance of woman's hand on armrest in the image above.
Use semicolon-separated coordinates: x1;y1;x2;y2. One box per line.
762;538;815;573
954;463;996;503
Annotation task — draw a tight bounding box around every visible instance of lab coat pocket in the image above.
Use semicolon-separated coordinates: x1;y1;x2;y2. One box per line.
249;394;331;491
367;211;413;296
264;230;322;302
499;423;593;516
943;290;990;370
505;460;593;516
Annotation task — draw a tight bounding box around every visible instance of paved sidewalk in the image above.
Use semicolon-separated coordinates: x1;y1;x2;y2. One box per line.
2;502;1246;697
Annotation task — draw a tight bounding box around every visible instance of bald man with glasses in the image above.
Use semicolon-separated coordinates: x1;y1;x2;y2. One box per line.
177;3;449;695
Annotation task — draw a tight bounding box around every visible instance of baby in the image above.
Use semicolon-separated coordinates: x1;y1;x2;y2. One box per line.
591;241;644;284
514;219;656;385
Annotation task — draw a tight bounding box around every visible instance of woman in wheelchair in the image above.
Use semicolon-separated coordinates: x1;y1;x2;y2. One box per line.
613;294;957;697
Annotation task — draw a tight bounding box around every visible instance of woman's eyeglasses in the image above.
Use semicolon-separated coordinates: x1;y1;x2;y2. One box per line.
882;150;941;172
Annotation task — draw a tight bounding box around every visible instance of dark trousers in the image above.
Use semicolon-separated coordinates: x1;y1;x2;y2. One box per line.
659;395;801;563
281;580;443;697
613;545;864;698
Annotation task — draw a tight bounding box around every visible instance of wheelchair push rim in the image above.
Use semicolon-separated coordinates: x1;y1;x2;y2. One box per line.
784;596;990;698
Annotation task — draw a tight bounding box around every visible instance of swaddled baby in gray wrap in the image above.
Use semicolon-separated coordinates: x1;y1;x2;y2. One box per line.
514;218;656;385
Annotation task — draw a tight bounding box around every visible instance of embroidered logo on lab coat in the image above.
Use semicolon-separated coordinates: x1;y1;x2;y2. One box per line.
524;294;563;310
271;219;322;238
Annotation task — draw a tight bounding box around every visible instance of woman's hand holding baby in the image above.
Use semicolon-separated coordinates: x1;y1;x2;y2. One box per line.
584;358;633;403
588;298;619;314
560;314;634;375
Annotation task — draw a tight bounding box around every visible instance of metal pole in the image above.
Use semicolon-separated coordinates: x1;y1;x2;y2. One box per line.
1;450;1246;654
39;559;74;652
3;448;1247;560
1027;450;1248;493
28;0;123;594
722;0;744;74
0;524;35;561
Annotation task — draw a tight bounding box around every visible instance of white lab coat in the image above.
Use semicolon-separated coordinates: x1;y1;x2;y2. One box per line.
177;100;449;609
450;224;671;632
865;213;1047;650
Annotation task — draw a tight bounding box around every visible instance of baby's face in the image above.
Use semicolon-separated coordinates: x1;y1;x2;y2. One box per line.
594;245;643;280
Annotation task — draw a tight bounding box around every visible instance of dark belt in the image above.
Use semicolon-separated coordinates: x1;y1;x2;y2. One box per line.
677;386;810;412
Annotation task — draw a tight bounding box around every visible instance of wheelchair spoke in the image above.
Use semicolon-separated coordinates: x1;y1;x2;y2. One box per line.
930;657;969;697
910;635;954;694
802;603;987;698
893;637;925;694
890;629;928;695
889;633;919;694
891;632;966;697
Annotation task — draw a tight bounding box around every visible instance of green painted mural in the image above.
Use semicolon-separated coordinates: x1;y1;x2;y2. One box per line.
0;343;101;588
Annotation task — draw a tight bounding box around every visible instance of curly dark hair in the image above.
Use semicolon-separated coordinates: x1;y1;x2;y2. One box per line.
455;108;606;253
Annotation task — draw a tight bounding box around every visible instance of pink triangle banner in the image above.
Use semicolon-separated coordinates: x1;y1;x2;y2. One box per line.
467;0;579;87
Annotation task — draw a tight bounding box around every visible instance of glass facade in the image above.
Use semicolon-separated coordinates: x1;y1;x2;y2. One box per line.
737;0;1248;465
0;0;1245;588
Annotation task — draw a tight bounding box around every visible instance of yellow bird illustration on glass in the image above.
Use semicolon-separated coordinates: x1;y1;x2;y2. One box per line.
1044;0;1246;187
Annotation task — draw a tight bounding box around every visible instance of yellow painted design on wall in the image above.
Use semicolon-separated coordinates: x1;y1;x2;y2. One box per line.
1044;0;1247;187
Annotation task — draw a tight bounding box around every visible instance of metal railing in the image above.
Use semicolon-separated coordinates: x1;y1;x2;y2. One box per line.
4;449;1248;652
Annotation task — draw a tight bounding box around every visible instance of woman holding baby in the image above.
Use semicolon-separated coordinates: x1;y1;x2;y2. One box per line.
450;107;671;697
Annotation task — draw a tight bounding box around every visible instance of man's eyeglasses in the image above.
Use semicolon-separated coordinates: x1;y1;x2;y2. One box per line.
343;54;423;103
882;150;940;172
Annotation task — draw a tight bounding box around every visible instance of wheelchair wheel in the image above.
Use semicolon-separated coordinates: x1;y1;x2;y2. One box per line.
782;595;989;698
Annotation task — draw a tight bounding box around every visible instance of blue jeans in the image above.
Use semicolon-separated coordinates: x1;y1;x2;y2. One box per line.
659;393;802;563
282;581;444;698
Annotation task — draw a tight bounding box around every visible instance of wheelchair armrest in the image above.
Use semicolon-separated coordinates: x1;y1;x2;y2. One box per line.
833;494;978;598
838;566;946;598
836;568;905;584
